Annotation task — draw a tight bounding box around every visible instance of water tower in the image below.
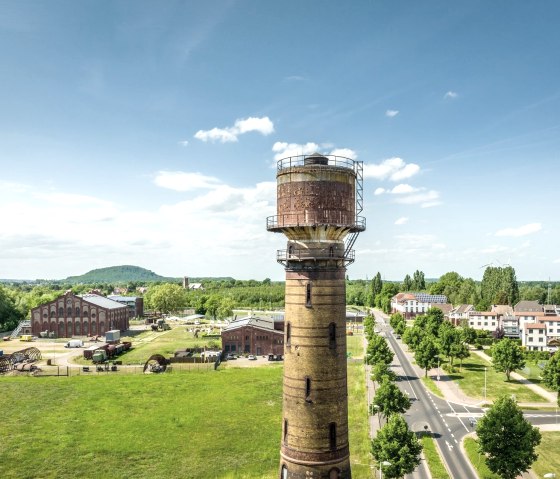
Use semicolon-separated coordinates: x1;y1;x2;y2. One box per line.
267;153;365;479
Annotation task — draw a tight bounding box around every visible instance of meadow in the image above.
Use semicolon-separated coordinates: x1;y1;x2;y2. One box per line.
0;359;372;478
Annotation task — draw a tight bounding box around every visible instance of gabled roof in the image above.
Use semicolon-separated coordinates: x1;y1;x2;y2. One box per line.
491;305;513;315
223;315;281;334
450;304;474;314
514;300;542;312
525;322;546;329
430;303;453;314
80;294;128;310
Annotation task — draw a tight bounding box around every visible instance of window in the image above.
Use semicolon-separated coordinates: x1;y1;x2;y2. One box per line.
329;423;336;451
305;377;311;402
329;323;336;350
281;465;288;479
286;322;291;346
329;246;334;257
67;307;72;316
58;307;64;317
306;282;312;307
75;307;80;316
50;311;55;318
283;420;288;445
329;468;340;479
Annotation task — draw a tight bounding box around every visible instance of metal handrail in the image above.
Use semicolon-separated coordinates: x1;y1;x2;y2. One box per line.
266;215;366;231
276;155;357;172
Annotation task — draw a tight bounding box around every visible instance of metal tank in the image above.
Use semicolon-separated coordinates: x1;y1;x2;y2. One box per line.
267;153;365;479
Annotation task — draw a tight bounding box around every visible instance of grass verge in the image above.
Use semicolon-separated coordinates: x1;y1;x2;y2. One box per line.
531;431;560;478
464;437;500;479
421;435;450;479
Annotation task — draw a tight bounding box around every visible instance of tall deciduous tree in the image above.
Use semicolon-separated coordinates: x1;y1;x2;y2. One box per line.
370;379;411;419
144;283;186;315
412;270;426;291
491;339;526;381
366;334;394;366
402;274;412;291
481;266;520;306
542;350;560;406
415;336;439;377
371;414;422;479
476;395;541;479
0;286;24;332
371;362;397;384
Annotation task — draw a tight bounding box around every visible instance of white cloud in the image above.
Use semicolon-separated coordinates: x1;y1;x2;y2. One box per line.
272;141;320;160
330;148;357;159
178;140;189;146
444;91;458;99
395;217;408;225
495;223;542;237
374;187;385;196
385;109;399;118
394;190;440;207
390;184;419;195
363;157;420;181
554;259;560;264
194;116;274;143
153;171;222;191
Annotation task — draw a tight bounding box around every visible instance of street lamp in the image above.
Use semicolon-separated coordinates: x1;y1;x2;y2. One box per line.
484;367;487;401
379;460;391;479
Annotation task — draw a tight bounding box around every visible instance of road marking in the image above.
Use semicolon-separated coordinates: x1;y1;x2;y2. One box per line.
445;440;454;450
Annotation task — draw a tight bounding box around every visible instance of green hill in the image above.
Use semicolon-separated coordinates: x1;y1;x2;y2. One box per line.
64;265;176;283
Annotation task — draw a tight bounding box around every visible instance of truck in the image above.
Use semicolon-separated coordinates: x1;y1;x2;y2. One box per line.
65;339;84;348
20;335;33;342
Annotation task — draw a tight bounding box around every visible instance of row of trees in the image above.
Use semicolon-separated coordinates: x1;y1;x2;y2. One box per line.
363;315;422;478
383;308;543;478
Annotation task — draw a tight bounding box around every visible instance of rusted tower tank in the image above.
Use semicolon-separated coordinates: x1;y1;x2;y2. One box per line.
267;153;365;479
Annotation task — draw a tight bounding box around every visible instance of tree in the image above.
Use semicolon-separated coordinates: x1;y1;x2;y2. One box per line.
370;379;411;420
402;274;412;291
481;266;520;306
452;342;470;371
217;297;236;320
204;294;221;320
144;283;186;315
492;326;506;340
415;336;439;377
542;350;560;406
371;362;397;384
0;286;24;332
476;395;541;479
491;339;526;381
366;334;394;366
402;325;425;351
411;270;425;291
368;272;383;307
371;414;422;479
438;322;461;366
460;326;477;345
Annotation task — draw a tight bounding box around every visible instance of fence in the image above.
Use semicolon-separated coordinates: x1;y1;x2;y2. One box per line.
34;362;215;377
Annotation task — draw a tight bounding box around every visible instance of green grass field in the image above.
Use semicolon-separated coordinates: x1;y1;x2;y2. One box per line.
440;353;548;403
464;437;500;479
1;358;372;478
421;435;450;479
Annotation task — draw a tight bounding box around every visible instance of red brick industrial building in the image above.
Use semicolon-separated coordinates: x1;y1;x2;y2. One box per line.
30;291;129;338
221;315;284;356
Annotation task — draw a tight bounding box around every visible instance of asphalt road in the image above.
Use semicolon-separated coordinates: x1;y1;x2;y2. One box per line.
371;310;560;478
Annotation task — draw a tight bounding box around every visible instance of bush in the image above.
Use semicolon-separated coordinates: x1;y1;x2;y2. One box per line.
474;342;483;350
441;363;458;374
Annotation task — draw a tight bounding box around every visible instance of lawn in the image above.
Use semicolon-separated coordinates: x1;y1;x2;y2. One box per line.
531;432;560;478
421;435;450;479
464;437;500;479
1;359;372;478
347;333;365;359
440;352;548;403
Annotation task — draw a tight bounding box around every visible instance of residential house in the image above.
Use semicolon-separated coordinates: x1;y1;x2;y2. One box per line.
390;293;448;319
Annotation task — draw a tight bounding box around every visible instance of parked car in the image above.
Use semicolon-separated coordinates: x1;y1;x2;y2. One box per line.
248;355;256;360
468;417;478;427
226;354;237;360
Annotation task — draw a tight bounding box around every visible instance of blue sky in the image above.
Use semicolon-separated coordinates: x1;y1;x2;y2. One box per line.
1;1;559;282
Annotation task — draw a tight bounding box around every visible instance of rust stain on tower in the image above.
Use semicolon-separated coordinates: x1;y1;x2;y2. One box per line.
267;153;366;479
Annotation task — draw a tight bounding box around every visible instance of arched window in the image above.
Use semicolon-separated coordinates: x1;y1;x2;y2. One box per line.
58;307;64;317
286;322;291;346
305;377;311;402
329;423;337;451
75;322;81;335
281;465;288;479
305;282;312;307
75;307;80;317
67;322;73;336
329;323;336;350
329;246;334;257
283;419;288;445
67;306;72;316
50;311;55;318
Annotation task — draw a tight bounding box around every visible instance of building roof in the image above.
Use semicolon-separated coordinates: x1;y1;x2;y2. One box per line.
525;323;546;329
80;294;128;310
450;304;474;314
514;300;542;312
223;315;280;333
491;305;514;315
430;303;453;314
107;295;139;302
392;292;448;304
